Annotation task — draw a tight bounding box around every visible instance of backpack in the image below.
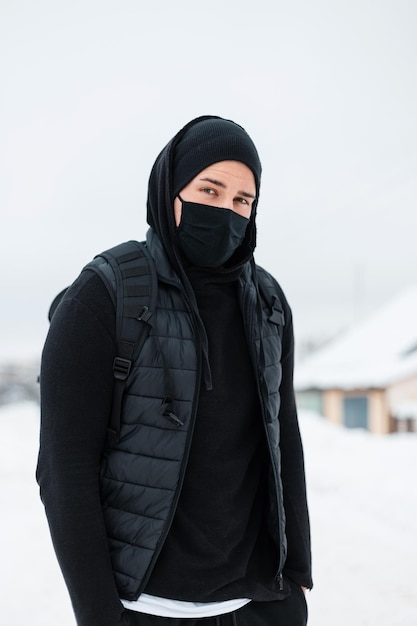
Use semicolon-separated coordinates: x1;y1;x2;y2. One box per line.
48;240;157;444
47;242;284;444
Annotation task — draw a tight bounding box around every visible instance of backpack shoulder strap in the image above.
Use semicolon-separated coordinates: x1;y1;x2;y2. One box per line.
86;240;158;444
256;266;285;338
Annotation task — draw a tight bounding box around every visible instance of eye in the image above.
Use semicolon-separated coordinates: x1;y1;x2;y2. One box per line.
200;187;217;195
235;196;250;205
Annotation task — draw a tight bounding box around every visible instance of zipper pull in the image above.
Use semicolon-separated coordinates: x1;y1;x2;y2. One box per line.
166;412;184;427
161;397;184;427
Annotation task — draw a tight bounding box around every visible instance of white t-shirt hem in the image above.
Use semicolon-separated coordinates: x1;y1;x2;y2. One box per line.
121;594;251;618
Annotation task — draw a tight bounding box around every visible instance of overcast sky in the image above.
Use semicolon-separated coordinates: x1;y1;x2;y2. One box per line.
2;0;417;361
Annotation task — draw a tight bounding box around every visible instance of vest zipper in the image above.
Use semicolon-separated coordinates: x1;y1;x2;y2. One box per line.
135;282;203;595
239;275;287;585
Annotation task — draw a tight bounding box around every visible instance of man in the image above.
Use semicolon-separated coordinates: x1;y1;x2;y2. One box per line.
37;115;312;626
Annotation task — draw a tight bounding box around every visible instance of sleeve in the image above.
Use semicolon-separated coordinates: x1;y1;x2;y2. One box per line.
36;271;127;625
278;297;313;590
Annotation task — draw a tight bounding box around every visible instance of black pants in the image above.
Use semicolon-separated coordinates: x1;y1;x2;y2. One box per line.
123;586;307;626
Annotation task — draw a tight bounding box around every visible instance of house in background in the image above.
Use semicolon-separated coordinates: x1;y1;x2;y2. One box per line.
295;287;417;434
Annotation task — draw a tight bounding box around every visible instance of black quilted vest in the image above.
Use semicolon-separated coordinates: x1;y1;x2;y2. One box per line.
99;231;286;600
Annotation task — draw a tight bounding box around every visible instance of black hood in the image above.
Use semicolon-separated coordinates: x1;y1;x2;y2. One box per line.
146;115;261;275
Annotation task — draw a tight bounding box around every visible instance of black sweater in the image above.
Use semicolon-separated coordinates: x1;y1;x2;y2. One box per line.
145;265;280;601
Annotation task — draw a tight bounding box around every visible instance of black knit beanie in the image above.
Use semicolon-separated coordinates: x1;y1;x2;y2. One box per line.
171;117;262;200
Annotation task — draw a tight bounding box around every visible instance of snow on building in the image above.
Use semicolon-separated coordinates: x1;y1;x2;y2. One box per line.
294;287;417;434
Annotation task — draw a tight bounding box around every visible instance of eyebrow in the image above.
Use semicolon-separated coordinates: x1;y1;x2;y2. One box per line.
199;177;256;200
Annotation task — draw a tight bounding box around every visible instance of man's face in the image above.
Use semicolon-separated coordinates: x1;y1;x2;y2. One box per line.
173;160;256;227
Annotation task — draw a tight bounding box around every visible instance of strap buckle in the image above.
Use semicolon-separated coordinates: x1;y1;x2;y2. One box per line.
137;306;153;323
113;357;132;380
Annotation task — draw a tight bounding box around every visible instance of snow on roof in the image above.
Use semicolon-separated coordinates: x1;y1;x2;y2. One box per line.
295;286;417;390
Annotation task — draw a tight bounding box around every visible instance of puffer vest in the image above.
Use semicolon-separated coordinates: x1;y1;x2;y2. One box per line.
99;231;286;600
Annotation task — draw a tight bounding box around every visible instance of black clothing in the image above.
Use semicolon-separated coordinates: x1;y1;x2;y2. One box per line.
37;116;312;626
145;264;279;601
37;271;121;626
37;240;311;623
171;116;262;199
175;199;249;267
146;116;257;279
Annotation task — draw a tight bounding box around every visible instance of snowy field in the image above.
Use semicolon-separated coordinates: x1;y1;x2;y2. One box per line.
1;402;416;626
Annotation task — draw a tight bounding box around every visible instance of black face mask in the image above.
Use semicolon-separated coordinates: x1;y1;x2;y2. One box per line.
176;197;249;268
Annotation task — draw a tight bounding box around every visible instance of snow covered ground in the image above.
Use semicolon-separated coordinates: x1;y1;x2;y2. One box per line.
1;402;416;625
